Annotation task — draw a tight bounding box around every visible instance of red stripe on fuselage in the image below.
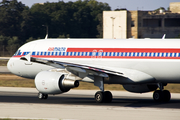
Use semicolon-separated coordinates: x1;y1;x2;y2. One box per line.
67;48;180;53
13;55;180;59
12;48;180;59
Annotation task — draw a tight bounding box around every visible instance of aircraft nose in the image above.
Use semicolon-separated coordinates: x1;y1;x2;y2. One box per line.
7;58;14;73
7;57;21;76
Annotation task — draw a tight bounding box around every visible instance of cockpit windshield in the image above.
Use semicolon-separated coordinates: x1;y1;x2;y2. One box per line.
14;49;21;56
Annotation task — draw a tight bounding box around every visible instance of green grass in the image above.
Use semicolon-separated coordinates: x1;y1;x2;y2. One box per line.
0;74;35;88
0;74;123;90
0;119;12;120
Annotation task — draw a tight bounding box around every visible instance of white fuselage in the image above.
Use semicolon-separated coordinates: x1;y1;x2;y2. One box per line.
7;39;180;83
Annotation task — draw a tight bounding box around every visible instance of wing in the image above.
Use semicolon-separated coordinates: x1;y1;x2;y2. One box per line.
20;56;123;78
20;55;155;84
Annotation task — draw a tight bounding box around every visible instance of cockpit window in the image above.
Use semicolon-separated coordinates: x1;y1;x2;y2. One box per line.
14;50;21;56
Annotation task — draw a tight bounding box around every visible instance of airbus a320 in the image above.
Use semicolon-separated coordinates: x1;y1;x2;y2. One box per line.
7;38;180;103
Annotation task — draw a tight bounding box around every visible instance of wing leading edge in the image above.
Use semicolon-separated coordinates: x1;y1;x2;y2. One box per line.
20;54;155;84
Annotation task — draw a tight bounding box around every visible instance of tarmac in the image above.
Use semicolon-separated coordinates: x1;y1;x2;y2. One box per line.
0;66;10;73
0;57;10;73
0;63;180;120
0;87;180;120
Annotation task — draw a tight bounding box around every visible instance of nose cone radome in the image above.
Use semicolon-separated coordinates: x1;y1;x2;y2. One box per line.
7;57;22;76
7;58;13;73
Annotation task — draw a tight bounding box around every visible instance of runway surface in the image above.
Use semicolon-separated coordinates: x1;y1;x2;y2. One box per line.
0;87;180;120
0;66;10;73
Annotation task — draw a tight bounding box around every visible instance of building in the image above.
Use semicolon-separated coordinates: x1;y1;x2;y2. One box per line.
34;3;45;6
103;2;180;39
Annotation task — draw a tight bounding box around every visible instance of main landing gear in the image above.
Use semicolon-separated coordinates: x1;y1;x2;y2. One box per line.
95;91;112;103
153;83;171;102
38;93;48;99
94;76;113;103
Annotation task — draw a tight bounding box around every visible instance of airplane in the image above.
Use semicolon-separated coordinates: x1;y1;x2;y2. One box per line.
7;37;180;103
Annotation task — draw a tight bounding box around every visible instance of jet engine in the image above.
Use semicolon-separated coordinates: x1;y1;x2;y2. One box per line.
35;71;79;94
123;84;158;93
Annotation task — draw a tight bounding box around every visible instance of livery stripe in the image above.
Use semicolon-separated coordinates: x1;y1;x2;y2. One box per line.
13;55;180;59
67;48;180;53
13;48;180;59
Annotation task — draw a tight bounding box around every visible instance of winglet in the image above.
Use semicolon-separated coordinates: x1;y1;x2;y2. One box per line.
45;34;48;39
162;34;166;39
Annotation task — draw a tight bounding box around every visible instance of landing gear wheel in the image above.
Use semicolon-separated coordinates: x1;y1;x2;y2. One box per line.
95;91;104;103
153;90;171;102
163;90;171;102
104;91;112;103
38;93;44;99
38;93;48;100
95;91;113;103
153;90;163;102
43;94;48;99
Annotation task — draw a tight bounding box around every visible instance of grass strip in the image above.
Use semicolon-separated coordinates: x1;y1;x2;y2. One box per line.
0;118;46;120
0;60;8;66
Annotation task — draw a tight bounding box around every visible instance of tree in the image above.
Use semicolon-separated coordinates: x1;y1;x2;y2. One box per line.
176;33;180;38
28;0;111;38
30;3;51;39
6;36;20;55
26;37;36;43
87;0;111;38
96;13;103;38
0;35;9;56
0;0;25;38
21;8;34;43
0;0;112;56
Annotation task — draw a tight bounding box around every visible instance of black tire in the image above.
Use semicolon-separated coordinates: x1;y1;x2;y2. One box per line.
104;91;113;103
43;94;48;99
153;90;163;102
163;90;171;102
95;91;104;103
38;93;44;99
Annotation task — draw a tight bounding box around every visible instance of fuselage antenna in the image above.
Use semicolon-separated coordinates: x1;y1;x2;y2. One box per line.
45;34;48;39
162;34;166;39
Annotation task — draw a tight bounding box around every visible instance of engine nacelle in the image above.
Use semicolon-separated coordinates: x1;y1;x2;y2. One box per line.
35;71;79;94
123;84;158;93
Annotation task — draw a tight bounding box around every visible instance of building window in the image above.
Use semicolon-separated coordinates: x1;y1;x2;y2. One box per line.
165;18;180;27
131;21;135;27
143;19;162;27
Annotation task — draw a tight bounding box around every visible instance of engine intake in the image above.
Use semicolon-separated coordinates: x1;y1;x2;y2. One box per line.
35;71;79;94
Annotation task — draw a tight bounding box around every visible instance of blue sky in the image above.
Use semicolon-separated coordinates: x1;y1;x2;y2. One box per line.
19;0;180;10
